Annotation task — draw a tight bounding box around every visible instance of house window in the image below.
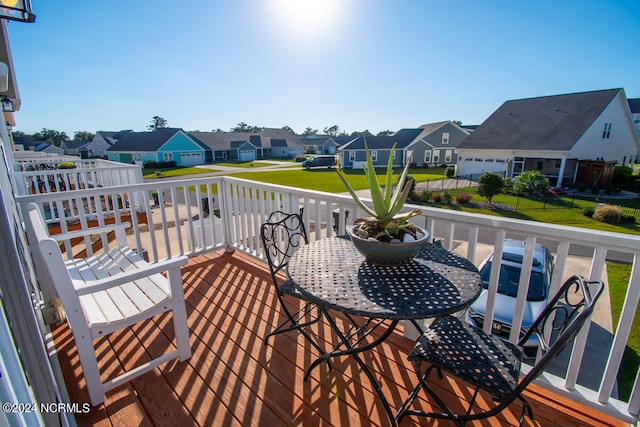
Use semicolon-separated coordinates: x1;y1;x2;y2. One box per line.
444;150;452;163
554;160;561;168
442;132;449;144
424;150;432;164
433;150;440;164
370;151;377;162
134;153;141;161
602;123;612;139
163;152;173;162
349;151;355;162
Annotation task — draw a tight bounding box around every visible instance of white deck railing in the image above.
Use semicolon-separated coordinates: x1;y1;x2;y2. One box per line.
12;159;142;196
15;175;640;424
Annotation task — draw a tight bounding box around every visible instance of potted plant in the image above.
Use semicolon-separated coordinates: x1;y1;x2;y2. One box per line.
337;143;429;265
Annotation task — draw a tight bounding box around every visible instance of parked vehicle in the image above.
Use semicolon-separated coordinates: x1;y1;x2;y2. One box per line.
465;239;554;357
302;155;336;169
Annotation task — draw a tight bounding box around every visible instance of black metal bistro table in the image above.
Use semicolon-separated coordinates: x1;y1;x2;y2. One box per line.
287;236;482;426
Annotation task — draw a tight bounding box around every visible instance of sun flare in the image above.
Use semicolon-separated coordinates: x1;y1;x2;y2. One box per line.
272;0;343;38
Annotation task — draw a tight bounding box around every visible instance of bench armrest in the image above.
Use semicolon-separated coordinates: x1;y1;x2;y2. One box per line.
51;222;131;242
74;255;188;296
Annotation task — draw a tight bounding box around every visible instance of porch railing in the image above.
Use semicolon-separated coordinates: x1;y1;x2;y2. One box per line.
15;175;640;425
12;159;143;196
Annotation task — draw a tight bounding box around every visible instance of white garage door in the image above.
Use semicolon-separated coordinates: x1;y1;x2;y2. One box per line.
239;150;255;161
458;159;506;176
179;153;203;166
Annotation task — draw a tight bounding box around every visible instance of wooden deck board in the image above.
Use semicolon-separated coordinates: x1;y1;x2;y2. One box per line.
51;249;628;427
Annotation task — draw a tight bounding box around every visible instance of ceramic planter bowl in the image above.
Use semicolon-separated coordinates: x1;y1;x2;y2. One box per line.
348;225;430;266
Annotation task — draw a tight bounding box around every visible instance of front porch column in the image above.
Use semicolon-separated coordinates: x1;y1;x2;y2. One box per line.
557;155;568;187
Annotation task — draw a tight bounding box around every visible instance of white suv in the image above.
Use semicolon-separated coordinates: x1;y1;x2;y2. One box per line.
465;240;554;357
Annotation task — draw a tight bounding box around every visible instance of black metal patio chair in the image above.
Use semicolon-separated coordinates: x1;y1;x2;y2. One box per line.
260;211;326;355
395;275;604;426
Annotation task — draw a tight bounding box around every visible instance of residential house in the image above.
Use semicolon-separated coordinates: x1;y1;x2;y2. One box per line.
13;135;38;151
85;130;129;158
107;128;206;166
60;140;89;156
338;129;422;169
455;88;640;186
405;121;470;167
299;135;349;154
190;127;303;161
628;98;640;161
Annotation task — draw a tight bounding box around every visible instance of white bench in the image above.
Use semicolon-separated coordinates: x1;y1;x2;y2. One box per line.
24;203;191;406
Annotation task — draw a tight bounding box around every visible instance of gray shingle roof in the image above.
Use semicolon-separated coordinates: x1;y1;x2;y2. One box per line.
341;129;423;150
457;88;622;151
628;98;640;114
107;128;181;152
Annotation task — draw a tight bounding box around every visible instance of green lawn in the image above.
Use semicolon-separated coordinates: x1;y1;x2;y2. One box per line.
418;187;640;236
228;166;449;193
607;262;638;401
142;167;220;178
214;161;273;168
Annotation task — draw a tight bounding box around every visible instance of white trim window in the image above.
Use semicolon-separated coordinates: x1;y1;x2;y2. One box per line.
349;151;355;162
444;150;452;163
602;123;612;139
163;152;173;162
370;151;377;162
433;150;440;164
424;150;431;164
134;153;141;161
442;132;450;144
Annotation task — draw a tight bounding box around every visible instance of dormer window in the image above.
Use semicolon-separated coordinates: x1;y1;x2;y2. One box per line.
442;132;450;144
602;123;612;139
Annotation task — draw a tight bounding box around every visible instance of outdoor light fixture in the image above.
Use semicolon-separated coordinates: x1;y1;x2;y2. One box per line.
0;0;35;23
1;95;13;112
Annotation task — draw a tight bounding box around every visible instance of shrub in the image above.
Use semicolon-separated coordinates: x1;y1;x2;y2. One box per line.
613;165;634;185
513;171;549;195
432;192;443;203
441;192;453;204
420;190;432;203
407;190;420;203
593;204;623;224
402;175;417;194
478;172;504;204
583;206;595;217
409;162;417;169
621;214;637;224
456;192;473;204
445;167;455;178
422;164;430;169
57;161;76;169
294;155;307;163
502;177;514;194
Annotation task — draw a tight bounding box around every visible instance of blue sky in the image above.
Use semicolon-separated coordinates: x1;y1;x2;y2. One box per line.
6;0;640;137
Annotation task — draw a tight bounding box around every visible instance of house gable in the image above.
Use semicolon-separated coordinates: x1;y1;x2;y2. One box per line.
457;88;622;152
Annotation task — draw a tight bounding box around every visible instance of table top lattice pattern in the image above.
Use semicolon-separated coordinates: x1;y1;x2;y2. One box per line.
288;237;482;319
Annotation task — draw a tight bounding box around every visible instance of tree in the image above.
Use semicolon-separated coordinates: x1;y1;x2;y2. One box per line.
477;172;504;205
350;130;373;137
453;120;463;126
376;130;392;136
302;127;318;136
212;128;225;133
32;128;69;147
147;116;168;131
73;131;94;141
513;171;549;195
232;122;262;133
282;125;296;134
323;125;340;137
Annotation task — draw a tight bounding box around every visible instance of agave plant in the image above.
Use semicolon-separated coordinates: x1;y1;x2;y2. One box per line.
337;142;422;241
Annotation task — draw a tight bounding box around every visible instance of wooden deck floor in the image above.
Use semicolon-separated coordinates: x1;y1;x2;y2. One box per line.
52;249;628;427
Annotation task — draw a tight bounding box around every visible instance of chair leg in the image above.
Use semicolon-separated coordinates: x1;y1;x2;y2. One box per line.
75;334;105;406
